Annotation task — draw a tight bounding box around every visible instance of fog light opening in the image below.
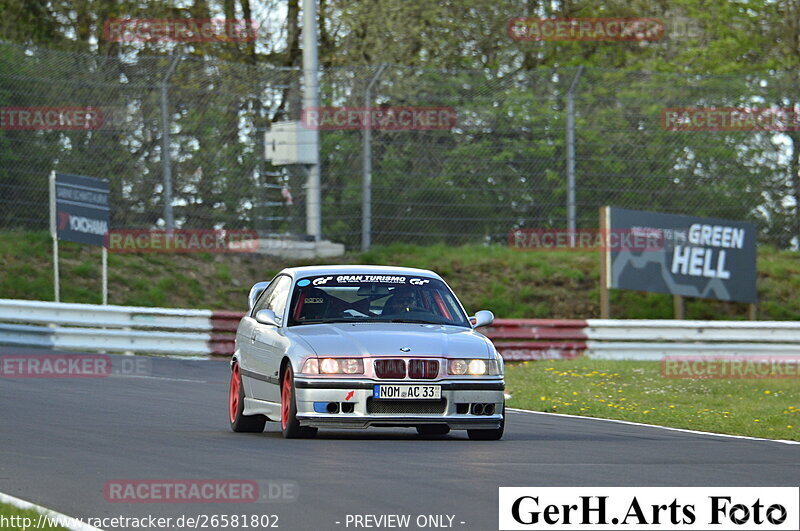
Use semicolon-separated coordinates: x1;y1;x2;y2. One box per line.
485;403;495;415
326;402;340;414
472;403;485;415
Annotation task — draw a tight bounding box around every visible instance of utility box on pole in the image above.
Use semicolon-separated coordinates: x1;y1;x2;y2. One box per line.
264;121;316;165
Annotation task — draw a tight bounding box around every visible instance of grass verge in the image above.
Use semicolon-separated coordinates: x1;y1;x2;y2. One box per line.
5;232;800;319
0;501;69;530
505;359;800;441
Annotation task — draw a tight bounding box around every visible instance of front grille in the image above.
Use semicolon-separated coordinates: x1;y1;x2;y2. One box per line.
374;359;406;379
367;398;447;415
408;359;439;379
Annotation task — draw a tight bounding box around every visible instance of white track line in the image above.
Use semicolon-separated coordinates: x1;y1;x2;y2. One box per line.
0;491;103;531
109;374;207;383
507;408;800;445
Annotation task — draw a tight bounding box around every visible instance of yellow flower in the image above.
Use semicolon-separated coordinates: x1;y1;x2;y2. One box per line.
754;419;760;422
788;425;793;429
764;390;771;395
540;396;546;401
669;405;675;409
572;391;578;395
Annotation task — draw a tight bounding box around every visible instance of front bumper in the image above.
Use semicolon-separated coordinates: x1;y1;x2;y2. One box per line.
294;378;505;429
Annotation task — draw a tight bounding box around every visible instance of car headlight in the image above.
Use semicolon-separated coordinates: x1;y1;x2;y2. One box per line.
448;358;499;375
468;359;487;375
301;358;364;375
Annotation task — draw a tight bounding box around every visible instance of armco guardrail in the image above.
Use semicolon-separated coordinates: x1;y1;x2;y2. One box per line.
1;299;799;359
0;299;229;355
482;319;587;361
485;319;800;360
584;319;800;360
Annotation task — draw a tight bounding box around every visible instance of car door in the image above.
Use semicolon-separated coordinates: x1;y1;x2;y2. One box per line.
250;274;293;403
239;279;277;401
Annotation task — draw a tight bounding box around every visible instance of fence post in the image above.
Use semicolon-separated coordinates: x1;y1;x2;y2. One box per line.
565;66;584;245
362;64;387;252
160;53;181;230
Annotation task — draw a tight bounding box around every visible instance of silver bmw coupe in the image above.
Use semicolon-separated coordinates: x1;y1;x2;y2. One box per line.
229;265;505;439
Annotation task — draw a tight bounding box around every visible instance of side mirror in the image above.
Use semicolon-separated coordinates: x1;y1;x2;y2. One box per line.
248;281;270;310
255;309;280;327
470;310;494;328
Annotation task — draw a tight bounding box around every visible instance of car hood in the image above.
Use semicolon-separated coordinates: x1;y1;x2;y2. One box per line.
287;323;491;359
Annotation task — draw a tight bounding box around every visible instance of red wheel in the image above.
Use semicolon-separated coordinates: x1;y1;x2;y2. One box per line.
230;364;241;423
281;365;291;430
229;362;267;433
280;364;317;439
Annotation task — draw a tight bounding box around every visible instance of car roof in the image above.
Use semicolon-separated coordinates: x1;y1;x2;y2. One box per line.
279;265;441;280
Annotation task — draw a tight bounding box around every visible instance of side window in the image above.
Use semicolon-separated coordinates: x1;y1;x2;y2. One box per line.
267;276;292;324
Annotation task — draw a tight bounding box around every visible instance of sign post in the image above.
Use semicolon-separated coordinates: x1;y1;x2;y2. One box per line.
102;245;108;305
598;206;611;318
50;171;110;303
673;295;685;319
49;171;59;302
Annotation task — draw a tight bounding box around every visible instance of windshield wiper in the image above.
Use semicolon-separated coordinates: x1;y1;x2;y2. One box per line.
386;318;439;325
291;319;349;325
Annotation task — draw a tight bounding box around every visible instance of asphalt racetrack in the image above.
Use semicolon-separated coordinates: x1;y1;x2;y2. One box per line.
0;349;798;531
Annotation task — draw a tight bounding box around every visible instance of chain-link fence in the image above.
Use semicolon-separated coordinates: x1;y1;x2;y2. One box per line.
0;42;302;235
1;41;798;249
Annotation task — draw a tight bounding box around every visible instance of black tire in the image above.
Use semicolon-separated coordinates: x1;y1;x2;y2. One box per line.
416;425;451;437
467;403;505;441
280;365;317;439
229;363;267;433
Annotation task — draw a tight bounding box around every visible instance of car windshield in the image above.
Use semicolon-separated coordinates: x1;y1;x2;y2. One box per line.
287;274;470;327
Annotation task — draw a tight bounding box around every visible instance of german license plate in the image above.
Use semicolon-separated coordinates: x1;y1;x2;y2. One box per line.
373;384;441;400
